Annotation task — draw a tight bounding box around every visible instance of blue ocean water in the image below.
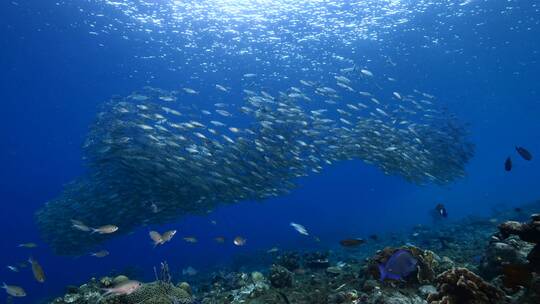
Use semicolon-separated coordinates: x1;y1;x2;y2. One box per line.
0;0;539;302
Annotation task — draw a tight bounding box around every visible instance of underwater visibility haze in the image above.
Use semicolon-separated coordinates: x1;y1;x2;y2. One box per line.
1;0;540;303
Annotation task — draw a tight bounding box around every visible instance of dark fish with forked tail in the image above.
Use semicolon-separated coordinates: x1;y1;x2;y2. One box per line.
516;147;532;161
505;157;512;171
339;238;366;247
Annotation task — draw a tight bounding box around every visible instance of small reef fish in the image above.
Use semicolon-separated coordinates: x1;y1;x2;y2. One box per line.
182;266;198;276
17;243;37;248
149;230;177;246
91;250;109;258
360;69;373;77
290;222;309;236
215;84;228;92
505;157;512;172
436;203;448;218
516;146;532;161
102;280;142;296
183;237;198;243
91;225;118;234
2;283;26;297
378;250;417;281
71;219;92;232
6;265;19;272
28;257;45;283
182;88;198;94
267;247;279;254
339;238;366;247
233;236;246;246
214;236;225;243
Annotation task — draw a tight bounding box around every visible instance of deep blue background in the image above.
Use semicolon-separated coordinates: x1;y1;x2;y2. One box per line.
1;1;539;302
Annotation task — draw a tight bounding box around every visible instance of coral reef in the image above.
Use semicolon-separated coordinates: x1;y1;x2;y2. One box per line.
48;201;540;304
269;265;293;288
367;245;453;284
498;214;540;271
50;278;193;304
479;236;533;280
275;252;301;271
427;268;508;304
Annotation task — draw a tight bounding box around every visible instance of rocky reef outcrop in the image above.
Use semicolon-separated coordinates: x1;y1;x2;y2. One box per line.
427;267;508;304
497;214;540;272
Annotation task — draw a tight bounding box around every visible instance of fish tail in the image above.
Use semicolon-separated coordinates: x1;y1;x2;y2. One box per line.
90;228;99;234
377;263;386;282
98;289;112;302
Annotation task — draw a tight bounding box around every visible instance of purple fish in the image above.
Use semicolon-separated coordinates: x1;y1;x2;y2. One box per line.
378;249;417;281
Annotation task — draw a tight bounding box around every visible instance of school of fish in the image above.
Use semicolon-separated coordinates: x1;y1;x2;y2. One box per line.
36;66;474;255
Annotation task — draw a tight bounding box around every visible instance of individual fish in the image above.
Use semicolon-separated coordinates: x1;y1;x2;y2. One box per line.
339;238;366;247
182;88;198;94
516;146;532;161
17;243;37;249
267;247;279;254
215;84;228;92
214;236;225;243
182;266;198;276
505;157;512;171
290;222;309;235
1;283;26;297
369;234;379;241
233;236;246;246
158;95;176;102
378;250;417;281
435;203;448;218
150;230;176;246
91;225;118;234
6;265;19;272
91;250;109;258
102;280;142;296
183;237;198;243
360;69;373;77
28;257;45;283
150;203;160;213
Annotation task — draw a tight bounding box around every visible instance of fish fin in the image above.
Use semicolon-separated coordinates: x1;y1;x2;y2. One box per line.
91;228;99;234
2;282;6;289
377;263;386;282
385;273;403;281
